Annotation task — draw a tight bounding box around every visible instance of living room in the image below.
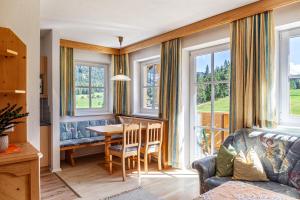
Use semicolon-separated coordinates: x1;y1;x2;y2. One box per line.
0;0;299;199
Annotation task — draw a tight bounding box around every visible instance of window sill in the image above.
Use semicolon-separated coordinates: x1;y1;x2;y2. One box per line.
255;126;300;137
74;111;113;117
133;113;159;118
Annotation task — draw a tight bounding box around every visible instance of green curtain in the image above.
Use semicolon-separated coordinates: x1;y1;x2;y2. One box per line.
60;47;74;116
230;11;276;133
159;38;181;167
112;54;131;115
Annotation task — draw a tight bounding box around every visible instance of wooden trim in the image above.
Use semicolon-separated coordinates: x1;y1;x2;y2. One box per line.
120;0;300;54
60;39;120;55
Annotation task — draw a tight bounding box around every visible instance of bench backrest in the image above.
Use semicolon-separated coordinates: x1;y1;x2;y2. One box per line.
60;118;117;141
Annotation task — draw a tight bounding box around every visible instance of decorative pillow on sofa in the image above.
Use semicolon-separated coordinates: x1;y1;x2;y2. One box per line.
216;145;237;177
233;148;269;181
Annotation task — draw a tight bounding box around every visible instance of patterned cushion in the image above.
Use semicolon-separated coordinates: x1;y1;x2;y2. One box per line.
77;121;90;138
60;122;77;141
89;120;107;137
109;145;138;152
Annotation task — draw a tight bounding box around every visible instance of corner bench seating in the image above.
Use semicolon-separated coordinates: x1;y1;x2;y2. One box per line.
60;117;122;166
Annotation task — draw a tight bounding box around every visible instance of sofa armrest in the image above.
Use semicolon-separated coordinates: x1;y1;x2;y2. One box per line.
192;155;217;194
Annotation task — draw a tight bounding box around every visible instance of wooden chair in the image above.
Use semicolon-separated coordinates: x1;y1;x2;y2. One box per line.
109;123;141;181
140;122;163;173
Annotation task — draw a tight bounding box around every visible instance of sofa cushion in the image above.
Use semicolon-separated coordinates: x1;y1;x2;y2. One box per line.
216;145;236;177
60;122;77;141
233;149;268;181
204;177;300;199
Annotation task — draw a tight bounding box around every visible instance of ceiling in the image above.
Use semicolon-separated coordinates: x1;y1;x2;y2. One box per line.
40;0;257;48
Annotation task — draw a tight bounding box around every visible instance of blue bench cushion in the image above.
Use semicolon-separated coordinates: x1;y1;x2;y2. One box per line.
60;118;120;148
60;122;77;141
109;145;138;152
60;135;105;148
141;144;159;153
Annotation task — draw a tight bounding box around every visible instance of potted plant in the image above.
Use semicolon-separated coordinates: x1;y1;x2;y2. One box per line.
0;104;29;152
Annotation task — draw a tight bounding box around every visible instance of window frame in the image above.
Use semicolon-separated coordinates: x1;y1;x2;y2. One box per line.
189;43;230;161
140;59;160;115
279;28;300;127
74;61;109;116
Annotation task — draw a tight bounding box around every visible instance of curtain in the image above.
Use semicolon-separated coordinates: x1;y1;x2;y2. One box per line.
159;38;182;167
112;54;131;115
60;47;74;116
230;11;276;133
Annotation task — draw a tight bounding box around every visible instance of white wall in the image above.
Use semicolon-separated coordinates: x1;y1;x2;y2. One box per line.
0;0;40;149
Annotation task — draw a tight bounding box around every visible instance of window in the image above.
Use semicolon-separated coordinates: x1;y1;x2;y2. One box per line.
190;44;230;161
279;28;300;126
75;62;108;114
140;60;160;115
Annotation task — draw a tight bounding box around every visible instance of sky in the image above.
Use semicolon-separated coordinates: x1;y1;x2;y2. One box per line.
195;37;300;75
290;36;300;75
196;50;230;73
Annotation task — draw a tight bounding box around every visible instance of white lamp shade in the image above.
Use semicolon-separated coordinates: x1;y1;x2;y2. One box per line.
111;74;131;81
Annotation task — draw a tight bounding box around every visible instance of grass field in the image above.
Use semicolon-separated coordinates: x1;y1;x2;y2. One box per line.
290;89;300;116
197;89;300;116
76;93;104;109
197;96;230;112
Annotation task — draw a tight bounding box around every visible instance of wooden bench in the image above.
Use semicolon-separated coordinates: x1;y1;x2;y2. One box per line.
60;118;121;166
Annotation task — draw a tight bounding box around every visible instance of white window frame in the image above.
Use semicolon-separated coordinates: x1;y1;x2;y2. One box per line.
189;43;230;162
140;59;160;115
279;28;300;127
74;61;109;116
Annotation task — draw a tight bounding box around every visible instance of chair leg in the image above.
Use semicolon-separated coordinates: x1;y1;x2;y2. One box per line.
137;151;141;177
133;158;135;169
148;154;152;164
109;155;113;175
127;158;131;170
158;150;162;171
122;156;126;181
144;153;148;173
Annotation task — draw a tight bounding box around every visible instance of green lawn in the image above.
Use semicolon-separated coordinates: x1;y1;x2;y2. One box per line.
290;89;300;116
197;96;230;112
76;92;104;109
197;89;300;115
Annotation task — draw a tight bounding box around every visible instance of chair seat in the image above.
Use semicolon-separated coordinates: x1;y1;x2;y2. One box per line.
60;136;105;147
109;144;138;152
141;144;159;153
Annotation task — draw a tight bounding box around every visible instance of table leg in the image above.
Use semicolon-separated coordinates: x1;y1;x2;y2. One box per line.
105;135;112;169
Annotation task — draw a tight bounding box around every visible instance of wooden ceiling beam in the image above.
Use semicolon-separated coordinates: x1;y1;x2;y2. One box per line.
120;0;300;54
60;39;120;55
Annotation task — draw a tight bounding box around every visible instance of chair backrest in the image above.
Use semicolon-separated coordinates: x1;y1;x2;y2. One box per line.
123;123;142;149
145;122;163;146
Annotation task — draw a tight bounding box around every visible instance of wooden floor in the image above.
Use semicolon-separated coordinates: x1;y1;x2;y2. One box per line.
41;154;199;200
41;168;78;200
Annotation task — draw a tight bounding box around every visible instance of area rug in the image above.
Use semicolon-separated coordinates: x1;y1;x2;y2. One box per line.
103;187;160;200
56;158;140;199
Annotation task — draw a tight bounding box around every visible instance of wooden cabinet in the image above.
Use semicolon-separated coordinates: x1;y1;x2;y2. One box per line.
0;143;41;200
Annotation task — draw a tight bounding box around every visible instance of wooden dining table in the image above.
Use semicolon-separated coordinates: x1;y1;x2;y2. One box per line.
86;124;146;169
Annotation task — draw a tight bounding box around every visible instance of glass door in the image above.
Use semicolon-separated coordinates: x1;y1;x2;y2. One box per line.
190;44;231;162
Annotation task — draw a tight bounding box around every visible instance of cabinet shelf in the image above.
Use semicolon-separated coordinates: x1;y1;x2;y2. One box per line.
0;49;18;57
0;90;26;94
